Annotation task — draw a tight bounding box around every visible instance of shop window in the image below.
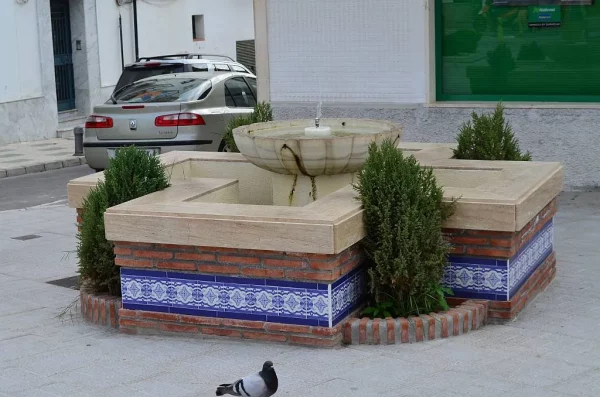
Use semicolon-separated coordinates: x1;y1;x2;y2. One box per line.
436;0;600;102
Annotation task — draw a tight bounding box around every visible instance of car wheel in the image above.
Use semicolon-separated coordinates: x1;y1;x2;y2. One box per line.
218;140;232;152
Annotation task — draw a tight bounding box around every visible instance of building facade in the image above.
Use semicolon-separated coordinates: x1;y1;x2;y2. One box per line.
0;0;254;145
254;0;600;190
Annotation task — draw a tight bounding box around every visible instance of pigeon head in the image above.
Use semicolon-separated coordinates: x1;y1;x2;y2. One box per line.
262;361;274;371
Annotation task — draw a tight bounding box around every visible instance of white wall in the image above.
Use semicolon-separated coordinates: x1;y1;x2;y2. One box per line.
96;0;255;90
0;1;43;103
266;0;427;104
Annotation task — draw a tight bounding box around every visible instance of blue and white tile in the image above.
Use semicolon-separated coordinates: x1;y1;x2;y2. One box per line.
331;268;367;325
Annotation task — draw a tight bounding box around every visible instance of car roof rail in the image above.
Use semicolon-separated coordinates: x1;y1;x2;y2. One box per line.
136;53;235;62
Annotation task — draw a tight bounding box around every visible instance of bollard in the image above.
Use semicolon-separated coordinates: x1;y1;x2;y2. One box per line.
74;126;84;156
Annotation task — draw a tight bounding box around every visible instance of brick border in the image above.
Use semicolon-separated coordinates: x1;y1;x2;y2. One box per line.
117;308;367;347
343;300;488;345
80;289;122;329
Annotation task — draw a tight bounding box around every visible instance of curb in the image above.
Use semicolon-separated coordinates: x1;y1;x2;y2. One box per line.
0;156;87;179
343;300;488;345
80;289;122;329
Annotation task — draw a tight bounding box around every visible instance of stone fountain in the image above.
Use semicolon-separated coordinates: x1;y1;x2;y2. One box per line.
233;103;401;206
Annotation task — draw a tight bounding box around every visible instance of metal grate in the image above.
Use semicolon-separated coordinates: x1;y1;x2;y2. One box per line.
11;234;42;241
47;275;80;290
236;40;256;74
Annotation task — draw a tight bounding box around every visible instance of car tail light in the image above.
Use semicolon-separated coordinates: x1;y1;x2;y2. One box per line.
85;115;113;128
122;105;145;110
155;113;205;127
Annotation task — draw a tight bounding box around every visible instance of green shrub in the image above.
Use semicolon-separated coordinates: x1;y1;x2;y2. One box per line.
77;146;170;295
222;101;273;152
453;103;532;161
354;139;455;318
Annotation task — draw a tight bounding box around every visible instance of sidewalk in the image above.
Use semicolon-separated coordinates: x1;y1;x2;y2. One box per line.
0;139;86;179
0;192;599;396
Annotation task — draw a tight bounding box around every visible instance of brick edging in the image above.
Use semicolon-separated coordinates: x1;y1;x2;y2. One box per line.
80;289;122;329
343;300;488;345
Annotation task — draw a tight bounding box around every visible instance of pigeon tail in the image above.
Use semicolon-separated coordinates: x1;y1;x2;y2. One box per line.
215;383;235;396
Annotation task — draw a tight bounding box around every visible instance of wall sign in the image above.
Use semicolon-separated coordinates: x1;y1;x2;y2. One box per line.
528;5;562;26
493;0;592;5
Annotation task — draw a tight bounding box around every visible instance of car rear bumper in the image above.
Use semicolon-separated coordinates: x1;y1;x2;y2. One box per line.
83;140;213;170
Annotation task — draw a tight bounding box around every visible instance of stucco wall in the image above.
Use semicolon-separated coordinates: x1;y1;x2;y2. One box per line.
273;104;598;191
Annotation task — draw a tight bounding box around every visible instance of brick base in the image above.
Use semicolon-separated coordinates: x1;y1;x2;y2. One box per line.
447;251;556;321
80;289;122;329
118;308;359;347
343;300;487;345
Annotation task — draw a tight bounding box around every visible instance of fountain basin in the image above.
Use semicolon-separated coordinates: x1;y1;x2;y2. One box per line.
233;118;401;176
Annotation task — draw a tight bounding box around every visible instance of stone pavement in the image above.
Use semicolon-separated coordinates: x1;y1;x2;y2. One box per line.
1;191;600;396
0;139;86;179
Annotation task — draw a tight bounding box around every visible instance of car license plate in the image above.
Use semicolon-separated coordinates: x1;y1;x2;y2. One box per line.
107;148;160;159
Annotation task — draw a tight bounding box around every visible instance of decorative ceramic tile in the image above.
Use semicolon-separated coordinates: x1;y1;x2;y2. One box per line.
331;267;367;325
509;220;554;297
443;218;554;301
121;269;330;326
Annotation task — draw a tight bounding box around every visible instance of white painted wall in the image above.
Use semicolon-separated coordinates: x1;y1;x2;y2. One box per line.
266;0;427;104
0;1;43;103
97;0;255;90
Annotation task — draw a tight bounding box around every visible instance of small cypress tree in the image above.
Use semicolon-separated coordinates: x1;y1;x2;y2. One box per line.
77;146;170;296
354;140;455;317
453;103;532;161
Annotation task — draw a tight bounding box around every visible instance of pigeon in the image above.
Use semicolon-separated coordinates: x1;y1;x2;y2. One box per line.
216;360;279;397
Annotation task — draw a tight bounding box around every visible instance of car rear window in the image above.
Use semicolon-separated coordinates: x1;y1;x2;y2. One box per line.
113;77;208;103
114;64;185;91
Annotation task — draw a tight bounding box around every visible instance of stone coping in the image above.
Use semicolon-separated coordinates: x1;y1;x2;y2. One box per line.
343;300;488;345
67;143;563;254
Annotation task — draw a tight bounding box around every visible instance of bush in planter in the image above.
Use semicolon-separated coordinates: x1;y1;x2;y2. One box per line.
222;101;273;152
77;146;170;295
453;103;532;161
354;139;455;318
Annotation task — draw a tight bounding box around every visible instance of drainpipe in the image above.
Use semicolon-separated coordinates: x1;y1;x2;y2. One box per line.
133;0;139;60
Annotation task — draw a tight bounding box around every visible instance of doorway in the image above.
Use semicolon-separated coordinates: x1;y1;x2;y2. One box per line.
50;0;76;112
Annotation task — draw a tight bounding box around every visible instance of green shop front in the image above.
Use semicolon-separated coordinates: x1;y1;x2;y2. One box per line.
436;0;600;102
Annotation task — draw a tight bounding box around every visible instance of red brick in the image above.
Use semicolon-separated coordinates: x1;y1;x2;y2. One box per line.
372;320;381;345
160;323;199;333
386;318;395;344
449;246;466;255
175;252;216;262
449;236;490;245
311;326;340;337
201;328;242;337
289;335;337;347
119;308;137;318
156;244;196;251
309;259;339;270
266;323;311;334
410;317;424;342
421;315;435;340
244;331;287;342
489;310;512;320
197;264;239;274
138;312;179;322
285;270;333;282
466;247;512;258
114;247;132;256
344;322;353;344
92;298;99;323
208;247;241;254
156;261;196;271
359;317;368;344
440;315;449;338
180;316;221;326
339;260;360;277
490;238;515;248
466;230;512;237
109;302;117;327
448;311;459;336
263;258;306;268
221;319;265;329
120;318;158;329
115;258;153;268
219;255;260;265
120;327;137;335
399;318;409;343
241;268;285;278
133;250;173;259
115;241;152;247
100;301;107;325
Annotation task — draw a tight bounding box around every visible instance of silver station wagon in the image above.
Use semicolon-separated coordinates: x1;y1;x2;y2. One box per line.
83;71;257;171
